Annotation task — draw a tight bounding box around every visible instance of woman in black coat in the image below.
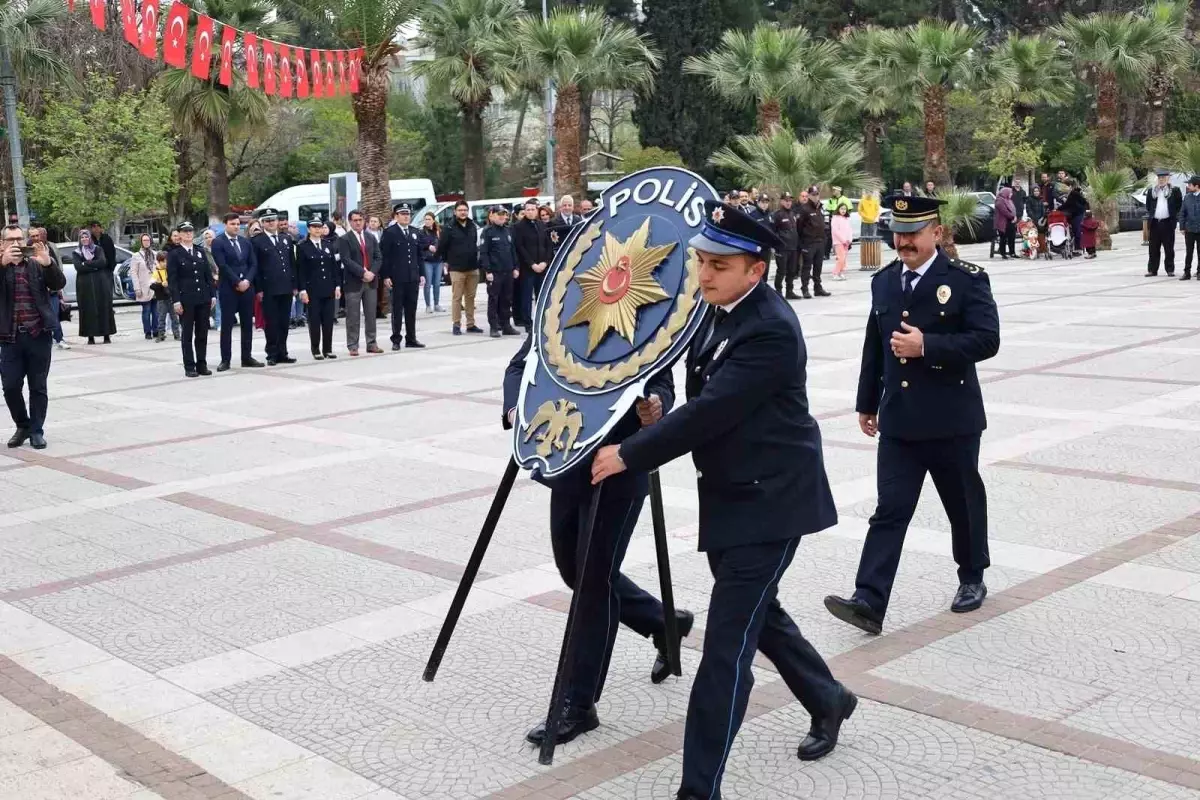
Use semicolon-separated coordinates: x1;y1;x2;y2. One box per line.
74;229;116;344
296;218;342;360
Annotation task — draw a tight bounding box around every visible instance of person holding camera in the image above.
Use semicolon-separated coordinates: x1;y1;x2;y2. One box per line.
166;222;216;378
1;224;66;449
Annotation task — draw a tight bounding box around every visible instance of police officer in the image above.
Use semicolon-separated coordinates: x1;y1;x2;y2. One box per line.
166;222;216;378
746;192;771;225
480;206;521;338
825;195;1000;635
503;338;694;747
295;217;341;360
593;201;854;800
250;209;298;365
771;192;800;298
381;203;426;350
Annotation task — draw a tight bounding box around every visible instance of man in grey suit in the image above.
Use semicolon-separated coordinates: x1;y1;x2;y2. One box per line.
337;208;384;355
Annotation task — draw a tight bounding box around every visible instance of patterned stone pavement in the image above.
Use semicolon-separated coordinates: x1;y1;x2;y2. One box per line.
1;233;1200;799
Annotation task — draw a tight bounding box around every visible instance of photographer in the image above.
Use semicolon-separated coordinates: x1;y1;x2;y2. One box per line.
1;224;66;449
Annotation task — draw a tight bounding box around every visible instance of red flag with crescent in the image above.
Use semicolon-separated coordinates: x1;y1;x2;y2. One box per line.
243;32;259;89
162;1;189;68
190;14;216;80
68;0;74;12
279;44;294;98
217;25;235;86
336;50;347;96
120;0;138;45
324;50;335;96
309;49;323;97
348;48;361;94
261;40;277;95
89;0;105;30
138;0;158;58
294;48;310;98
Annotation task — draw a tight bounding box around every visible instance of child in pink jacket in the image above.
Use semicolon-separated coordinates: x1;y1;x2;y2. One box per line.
831;205;853;279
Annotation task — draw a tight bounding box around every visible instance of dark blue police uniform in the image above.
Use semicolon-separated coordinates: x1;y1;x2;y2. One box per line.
166;232;215;377
826;195;1000;636
480;213;519;336
617;201;853;800
503;334;688;744
295;228;342;358
250;209;298;365
380;206;425;349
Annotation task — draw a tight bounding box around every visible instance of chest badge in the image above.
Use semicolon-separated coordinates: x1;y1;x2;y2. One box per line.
713;339;729;360
937;285;951;304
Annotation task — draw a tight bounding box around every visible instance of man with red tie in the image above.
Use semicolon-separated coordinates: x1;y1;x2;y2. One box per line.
337;208;383;356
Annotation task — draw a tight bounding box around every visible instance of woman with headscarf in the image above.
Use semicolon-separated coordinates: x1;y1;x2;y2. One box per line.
995;186;1018;260
74;229;116;344
130;233;158;340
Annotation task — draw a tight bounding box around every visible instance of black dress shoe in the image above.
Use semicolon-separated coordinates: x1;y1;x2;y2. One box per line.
185;369;199;378
217;361;231;372
823;595;883;635
801;288;813;299
1181;274;1192;281
312;353;325;360
7;428;29;448
266;359;278;366
785;291;801;299
814;286;832;297
501;326;521;336
243;358;265;368
1145;271;1158;277
524;703;599;746
391;342;402;351
29;433;46;450
797;686;857;761
651;609;695;684
197;366;212;376
406;340;426;349
951;582;987;613
466;325;484;334
279;356;297;364
323;352;337;360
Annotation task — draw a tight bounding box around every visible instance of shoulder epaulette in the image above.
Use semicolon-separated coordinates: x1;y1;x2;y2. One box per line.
950;259;985;275
872;258;901;278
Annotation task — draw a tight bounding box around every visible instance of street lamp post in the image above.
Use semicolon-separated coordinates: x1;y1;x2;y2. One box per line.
542;0;555;198
0;46;28;228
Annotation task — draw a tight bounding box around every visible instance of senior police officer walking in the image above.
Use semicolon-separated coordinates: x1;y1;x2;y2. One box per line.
250;209;298;365
825;195;1000;636
295;217;342;360
381;203;426;350
592;201;854;800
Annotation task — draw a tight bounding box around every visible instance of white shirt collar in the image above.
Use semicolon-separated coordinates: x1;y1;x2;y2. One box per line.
719;282;759;314
905;252;937;279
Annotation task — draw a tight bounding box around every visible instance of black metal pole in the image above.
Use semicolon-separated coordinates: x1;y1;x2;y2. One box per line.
423;457;520;682
538;481;603;765
648;470;681;677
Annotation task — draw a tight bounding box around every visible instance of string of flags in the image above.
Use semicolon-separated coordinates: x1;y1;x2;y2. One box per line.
77;0;362;97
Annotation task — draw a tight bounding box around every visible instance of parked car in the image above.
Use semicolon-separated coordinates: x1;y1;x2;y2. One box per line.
54;243;136;305
877;191;995;249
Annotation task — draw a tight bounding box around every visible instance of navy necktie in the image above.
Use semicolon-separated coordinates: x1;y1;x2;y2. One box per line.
903;270;917;304
704;307;728;349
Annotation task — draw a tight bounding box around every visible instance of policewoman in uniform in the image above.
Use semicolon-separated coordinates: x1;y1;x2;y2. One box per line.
295;217;341;360
380;203;426;350
825;195;1000;636
166;222;216;378
592;201;854;800
503;340;694;747
250;208;298;365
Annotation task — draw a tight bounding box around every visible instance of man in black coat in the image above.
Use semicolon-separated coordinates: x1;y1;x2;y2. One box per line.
250;208;298;365
512;199;551;330
380;203;425;350
826;195;1000;636
1145;169;1184;277
166;222;216;378
796;190;829;299
592;201;852;800
210;212;263;371
771;192;800;298
479;206;521;338
438;202;483;336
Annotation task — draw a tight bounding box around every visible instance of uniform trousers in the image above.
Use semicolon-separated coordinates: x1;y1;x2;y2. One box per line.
1;329;52;435
800;247;825;290
1185;231;1200;276
219;285;255;364
854;434;990;615
548;473;665;710
487;271;514;331
261;294;293;361
307;296;336;355
179;303;210;372
389;282;420;345
1148;219;1177;275
773;250;798;293
344;283;378;351
680;537;840;800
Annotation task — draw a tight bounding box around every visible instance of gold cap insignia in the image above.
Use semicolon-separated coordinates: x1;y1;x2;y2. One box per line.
712;207;725;224
937;284;951;304
894;199;908;211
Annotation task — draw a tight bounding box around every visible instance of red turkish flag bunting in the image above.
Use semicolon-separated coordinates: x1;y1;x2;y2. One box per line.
68;0;74;13
218;25;235;86
336;50;347;96
243;32;259;89
294;48;309;98
162;1;189;68
348;48;361;94
190;14;216;80
89;0;105;30
120;0;138;45
310;49;323;97
138;0;158;58
324;51;336;97
261;40;277;95
278;44;293;98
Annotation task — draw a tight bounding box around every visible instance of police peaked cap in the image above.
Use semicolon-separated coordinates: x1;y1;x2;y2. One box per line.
882;195;946;233
393;202;412;214
688;200;783;257
255;208;278;221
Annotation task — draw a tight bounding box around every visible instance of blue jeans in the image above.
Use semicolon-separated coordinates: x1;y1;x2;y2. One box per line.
212;297;222;329
48;296;63;343
141;301;158;336
421;261;441;308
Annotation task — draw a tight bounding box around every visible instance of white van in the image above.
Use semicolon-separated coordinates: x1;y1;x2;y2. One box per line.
256;178;438;227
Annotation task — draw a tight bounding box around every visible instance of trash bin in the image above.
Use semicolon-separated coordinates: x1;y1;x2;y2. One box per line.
859;236;882;269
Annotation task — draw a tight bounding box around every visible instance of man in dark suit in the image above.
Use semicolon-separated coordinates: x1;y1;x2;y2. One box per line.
552;195;579;229
166;222;216;378
825;195;1000;636
210;212;263;371
592;201;853;800
504;338;693;747
1145;169;1184;277
380;203;425;351
512;199;551;330
338;208;384;356
249;208;298;365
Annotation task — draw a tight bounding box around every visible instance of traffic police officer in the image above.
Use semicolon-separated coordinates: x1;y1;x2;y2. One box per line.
771;192;800;298
592;201;855;800
295;216;342;360
825;195;1000;635
380;203;426;351
166;222;216;378
250;208;298;365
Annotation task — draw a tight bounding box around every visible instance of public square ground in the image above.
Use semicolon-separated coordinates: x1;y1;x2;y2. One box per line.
1;232;1200;800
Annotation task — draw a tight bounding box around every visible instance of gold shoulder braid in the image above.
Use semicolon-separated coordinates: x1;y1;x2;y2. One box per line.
542;222;701;390
950;259;985;275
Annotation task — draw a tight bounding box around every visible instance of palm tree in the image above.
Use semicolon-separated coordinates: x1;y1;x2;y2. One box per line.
936;190;987;260
1144;133;1200;176
683;23;856;135
0;0;67;227
987;33;1075;124
409;0;521;200
1053;12;1163;168
1141;1;1194;140
709;130;879;197
297;0;421;220
511;8;659;198
874;21;1001;189
158;0;289;223
1083;166;1136;250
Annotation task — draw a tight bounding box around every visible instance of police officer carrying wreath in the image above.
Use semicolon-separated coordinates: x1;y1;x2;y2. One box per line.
825;195;1000;635
380;203;426;351
295;216;342;360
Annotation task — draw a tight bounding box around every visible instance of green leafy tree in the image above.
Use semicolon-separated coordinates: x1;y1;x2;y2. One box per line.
1143;133;1200;175
1141;0;1195;139
616;144;684;175
974;103;1045;179
935;189;987;260
709;130;879;196
1083;165;1137;249
986;33;1076;124
24;74;177;228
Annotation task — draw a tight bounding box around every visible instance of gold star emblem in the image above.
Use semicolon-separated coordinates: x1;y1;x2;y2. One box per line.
895;199;908;211
712;207;725;224
565;219;675;356
550;230;560;244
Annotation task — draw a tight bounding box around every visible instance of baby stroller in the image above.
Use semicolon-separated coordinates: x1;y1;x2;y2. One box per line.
1017;220;1038;259
1045;210;1074;259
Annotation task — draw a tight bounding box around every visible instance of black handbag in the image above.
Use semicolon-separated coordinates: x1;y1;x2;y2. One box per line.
58;301;72;322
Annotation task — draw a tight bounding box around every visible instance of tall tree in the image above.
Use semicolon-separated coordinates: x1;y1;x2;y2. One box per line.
409;0;521;199
987;33;1076;125
1141;0;1194;140
512;8;659;197
764;0;935;36
683;23;856;134
709;130;879;196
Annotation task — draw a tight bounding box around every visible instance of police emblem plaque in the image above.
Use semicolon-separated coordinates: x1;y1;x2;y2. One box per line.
514;167;719;478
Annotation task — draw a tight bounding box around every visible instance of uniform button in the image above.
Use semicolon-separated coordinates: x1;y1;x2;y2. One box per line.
901;310;909;318
696;470;703;479
960;380;965;385
940;311;945;317
901;380;909;388
899;357;907;364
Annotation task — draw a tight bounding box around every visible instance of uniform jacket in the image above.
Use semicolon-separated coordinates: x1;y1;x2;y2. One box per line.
337;229;382;292
856;250;1000;441
295;238;342;299
620;283;837;551
250;231;298;296
771;208;799;251
501;332;675;493
746;206;771;225
479;223;518;274
0;258;66;343
166;246;215;307
380;223;423;283
513;218;551;272
210;233;258;290
1145;185;1184;222
1180;191;1200;233
796;201;825;247
437;219;479;272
